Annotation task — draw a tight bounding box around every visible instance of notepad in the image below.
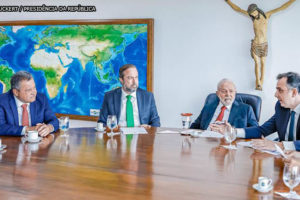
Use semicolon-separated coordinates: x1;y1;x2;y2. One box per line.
120;127;148;135
156;130;180;134
198;130;223;138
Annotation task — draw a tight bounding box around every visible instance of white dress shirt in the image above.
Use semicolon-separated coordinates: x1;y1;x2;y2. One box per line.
118;89;140;127
207;102;232;129
14;96;31;135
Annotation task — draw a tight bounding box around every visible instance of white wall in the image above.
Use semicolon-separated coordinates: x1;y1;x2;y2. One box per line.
1;0;300;127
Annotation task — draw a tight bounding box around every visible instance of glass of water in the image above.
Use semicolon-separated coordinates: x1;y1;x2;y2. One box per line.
223;126;236;149
107;115;117;137
283;164;300;197
181;113;192;129
59;116;69;137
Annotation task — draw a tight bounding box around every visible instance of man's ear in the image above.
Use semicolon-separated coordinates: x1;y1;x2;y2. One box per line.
292;88;298;97
12;88;18;97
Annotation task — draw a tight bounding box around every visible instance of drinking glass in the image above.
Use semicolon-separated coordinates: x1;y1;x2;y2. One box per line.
59;116;69;137
283;164;300;197
182;116;192;129
107;115;117;137
223;126;236;149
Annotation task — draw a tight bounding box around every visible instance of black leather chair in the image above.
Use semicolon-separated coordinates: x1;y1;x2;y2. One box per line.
204;93;262;122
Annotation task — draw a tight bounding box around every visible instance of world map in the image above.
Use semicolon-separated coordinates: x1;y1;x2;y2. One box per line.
0;23;148;116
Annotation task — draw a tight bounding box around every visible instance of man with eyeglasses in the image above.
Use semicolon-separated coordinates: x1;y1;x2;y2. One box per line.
190;79;258;130
0;71;59;136
98;64;160;128
218;72;300;151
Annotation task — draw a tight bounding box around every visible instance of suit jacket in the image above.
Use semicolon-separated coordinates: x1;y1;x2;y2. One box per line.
0;90;59;136
245;101;300;151
190;98;258;129
98;87;160;127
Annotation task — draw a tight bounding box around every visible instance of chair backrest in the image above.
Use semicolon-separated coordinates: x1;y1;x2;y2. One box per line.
204;93;262;122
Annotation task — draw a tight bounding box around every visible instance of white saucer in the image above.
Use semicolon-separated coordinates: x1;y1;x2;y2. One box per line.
94;128;105;132
23;136;42;143
253;183;273;193
0;144;7;150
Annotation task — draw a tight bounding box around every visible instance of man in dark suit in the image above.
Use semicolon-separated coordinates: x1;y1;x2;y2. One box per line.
98;64;160;128
0;71;59;137
221;72;300;151
190;79;258;130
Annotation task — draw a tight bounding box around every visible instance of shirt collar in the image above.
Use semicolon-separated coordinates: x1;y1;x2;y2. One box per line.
218;101;232;110
121;88;137;100
14;96;30;108
293;103;300;114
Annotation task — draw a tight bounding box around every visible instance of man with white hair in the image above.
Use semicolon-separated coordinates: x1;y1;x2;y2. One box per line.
190;79;258;130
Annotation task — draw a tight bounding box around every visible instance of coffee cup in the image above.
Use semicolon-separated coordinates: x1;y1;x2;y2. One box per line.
96;122;104;131
258;176;272;190
27;130;39;142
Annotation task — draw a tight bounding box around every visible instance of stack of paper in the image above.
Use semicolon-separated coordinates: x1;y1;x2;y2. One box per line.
156;130;180;134
198;130;223;138
120;127;148;135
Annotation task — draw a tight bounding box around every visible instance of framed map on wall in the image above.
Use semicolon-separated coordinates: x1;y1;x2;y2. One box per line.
0;19;154;120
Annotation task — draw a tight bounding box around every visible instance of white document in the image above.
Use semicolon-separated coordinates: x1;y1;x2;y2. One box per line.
120;127;148;135
274;144;287;158
198;130;223;138
237;141;281;155
260;149;281;156
237;141;253;148
156;130;180;134
180;129;195;135
275;192;300;199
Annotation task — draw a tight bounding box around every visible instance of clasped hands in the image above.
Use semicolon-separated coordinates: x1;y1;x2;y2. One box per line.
26;123;53;137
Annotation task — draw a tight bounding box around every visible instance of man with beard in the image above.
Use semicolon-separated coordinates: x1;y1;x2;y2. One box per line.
225;0;295;90
98;64;160;128
190;79;258;130
216;72;300;151
0;71;59;136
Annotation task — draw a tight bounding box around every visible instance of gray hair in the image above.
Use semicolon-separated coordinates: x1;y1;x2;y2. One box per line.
10;71;33;90
119;64;137;78
217;78;236;91
277;72;300;92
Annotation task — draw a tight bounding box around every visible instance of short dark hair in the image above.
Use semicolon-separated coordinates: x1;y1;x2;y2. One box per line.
119;64;137;78
10;71;33;90
277;72;300;92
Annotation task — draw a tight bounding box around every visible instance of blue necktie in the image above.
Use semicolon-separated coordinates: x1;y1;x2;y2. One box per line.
288;111;296;141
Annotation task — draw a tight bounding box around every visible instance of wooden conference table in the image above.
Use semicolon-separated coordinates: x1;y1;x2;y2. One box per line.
0;127;298;200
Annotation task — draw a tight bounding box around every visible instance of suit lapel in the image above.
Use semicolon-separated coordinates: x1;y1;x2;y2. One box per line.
228;100;239;124
296;114;300;140
114;88;122;122
136;89;143;123
280;109;291;141
203;100;219;129
8;91;19;126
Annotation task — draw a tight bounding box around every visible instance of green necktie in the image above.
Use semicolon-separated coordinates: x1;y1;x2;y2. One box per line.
126;95;134;127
